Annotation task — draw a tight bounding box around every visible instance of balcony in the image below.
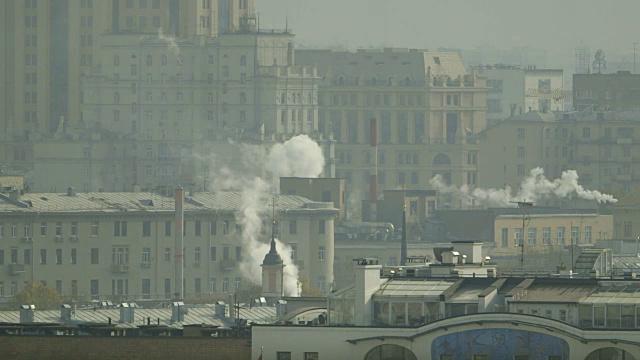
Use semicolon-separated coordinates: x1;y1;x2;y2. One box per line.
54;235;64;242
110;264;130;273
141;262;152;268
69;235;80;242
9;264;26;275
219;260;237;271
21;237;33;243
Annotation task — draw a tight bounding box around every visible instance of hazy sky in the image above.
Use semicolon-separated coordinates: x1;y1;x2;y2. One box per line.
256;0;639;57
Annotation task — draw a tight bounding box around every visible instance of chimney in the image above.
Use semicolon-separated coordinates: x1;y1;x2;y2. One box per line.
354;258;381;326
60;304;72;323
20;305;35;323
171;301;185;323
174;187;185;300
119;303;135;324
228;293;236;321
215;301;226;318
9;188;20;202
276;300;288;319
67;187;76;196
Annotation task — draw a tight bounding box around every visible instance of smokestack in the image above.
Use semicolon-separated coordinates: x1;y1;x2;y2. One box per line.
401;190;407;266
370;118;378;220
174;187;185;300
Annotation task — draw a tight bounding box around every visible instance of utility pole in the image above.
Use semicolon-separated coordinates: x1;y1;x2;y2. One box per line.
511;200;533;273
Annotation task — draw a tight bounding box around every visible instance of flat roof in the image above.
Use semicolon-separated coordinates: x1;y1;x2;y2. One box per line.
374;278;456;298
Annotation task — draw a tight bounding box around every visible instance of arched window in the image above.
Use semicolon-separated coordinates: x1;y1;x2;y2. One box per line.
586;348;637;360
240;55;247;66
114;55;120;66
146;55;153;66
280;93;286;104
208;55;214;65
239;92;246;104
371;76;378;86
296;93;302;104
387;77;393;86
161;54;167;66
404;76;412;86
433;153;451;165
364;345;417;360
113;92;120;104
337;76;345;86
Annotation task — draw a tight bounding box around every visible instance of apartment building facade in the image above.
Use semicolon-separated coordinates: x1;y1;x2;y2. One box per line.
0;191;338;301
493;213;613;257
479;111;640;195
473;65;565;125
296;48;488;201
574;71;640;111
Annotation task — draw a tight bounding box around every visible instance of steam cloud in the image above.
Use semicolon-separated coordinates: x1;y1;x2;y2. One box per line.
157;28;181;61
430;167;617;207
205;135;325;296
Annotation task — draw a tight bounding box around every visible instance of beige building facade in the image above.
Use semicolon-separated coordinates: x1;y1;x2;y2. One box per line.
479;111;640;196
0;191;337;300
492;213;613;257
296;49;487;208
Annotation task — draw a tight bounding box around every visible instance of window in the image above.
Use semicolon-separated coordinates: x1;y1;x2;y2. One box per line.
318;246;325;261
501;228;509;247
624;221;632;237
319;220;325;234
571;226;580;244
210;247;216;262
91;248;99;264
517;146;525;158
40;249;46;264
557;227;565;244
55;249;62;265
10;249;17;264
304;353;319;360
164;248;171;261
277;352;292;360
142;247;151;264
223;220;230;235
289;220;297;235
194;220;201;236
236;246;242;261
514;228;523;246
90;222;99;236
542;227;551;244
223;278;229;293
0;250;3;265
165;221;171;236
585;226;592;244
528;227;537;245
517;165;525;176
559;309;567;322
24;249;31;265
70;249;77;264
517;128;525;139
114;221;128;236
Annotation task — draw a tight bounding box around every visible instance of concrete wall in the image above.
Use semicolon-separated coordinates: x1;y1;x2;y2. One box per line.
0;336;250;360
252;313;640;360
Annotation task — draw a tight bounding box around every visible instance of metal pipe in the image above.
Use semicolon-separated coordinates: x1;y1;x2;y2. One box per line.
174;187;184;300
370;118;378;203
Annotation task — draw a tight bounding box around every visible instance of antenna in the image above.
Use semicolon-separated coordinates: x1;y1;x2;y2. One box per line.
511;200;533;274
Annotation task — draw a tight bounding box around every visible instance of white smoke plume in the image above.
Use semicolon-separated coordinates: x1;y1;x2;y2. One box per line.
430;167;617;208
157;28;181;62
205;135;326;296
266;134;325;179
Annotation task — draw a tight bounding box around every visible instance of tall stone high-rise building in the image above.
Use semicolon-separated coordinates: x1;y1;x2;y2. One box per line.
1;0;255;171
